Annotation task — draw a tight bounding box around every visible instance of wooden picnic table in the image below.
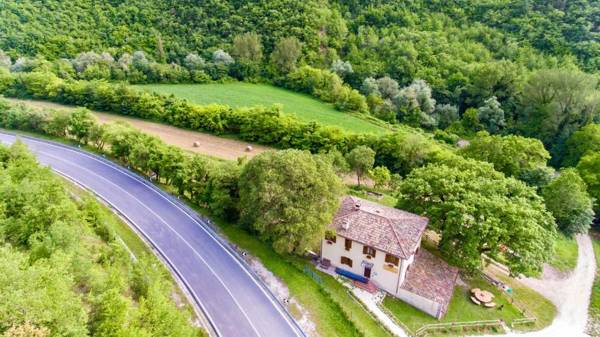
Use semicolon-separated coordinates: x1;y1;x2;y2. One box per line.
474;289;494;303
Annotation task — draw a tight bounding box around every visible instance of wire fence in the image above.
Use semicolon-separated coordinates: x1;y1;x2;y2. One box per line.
414;319;506;336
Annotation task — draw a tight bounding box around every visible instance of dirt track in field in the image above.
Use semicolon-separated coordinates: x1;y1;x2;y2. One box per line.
94;113;272;160
7;98;368;185
6;98;272;160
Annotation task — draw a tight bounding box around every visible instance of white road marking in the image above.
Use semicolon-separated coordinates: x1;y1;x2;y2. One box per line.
50;167;224;337
31;149;263;337
16;135;304;337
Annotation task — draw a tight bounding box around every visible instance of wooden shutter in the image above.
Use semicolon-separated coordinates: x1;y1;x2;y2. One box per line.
341;256;353;268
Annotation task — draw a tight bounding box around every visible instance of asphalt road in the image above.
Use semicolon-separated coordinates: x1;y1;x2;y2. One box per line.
0;132;304;337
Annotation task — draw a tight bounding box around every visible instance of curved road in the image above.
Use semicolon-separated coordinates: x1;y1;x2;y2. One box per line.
0;132;303;337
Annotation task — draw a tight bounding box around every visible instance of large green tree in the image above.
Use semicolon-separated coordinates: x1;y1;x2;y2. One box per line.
517;69;600;161
270;37;302;74
68;108;96;144
398;157;556;275
239;150;342;254
577;152;600;214
231;32;263;63
345;145;375;186
476;96;505;134
542;168;594;237
459;132;551;184
564;124;600;167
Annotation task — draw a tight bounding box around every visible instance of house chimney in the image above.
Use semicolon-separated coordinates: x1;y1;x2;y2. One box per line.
354;203;361;211
342;220;350;230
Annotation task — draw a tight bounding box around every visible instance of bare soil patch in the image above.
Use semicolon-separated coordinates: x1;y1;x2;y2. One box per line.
7;98;371;186
7;98;272;160
94;113;271;160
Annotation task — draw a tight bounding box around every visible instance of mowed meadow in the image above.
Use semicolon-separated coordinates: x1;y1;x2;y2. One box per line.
135;83;389;135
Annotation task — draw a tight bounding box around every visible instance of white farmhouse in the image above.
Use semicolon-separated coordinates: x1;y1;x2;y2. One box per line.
320;196;458;319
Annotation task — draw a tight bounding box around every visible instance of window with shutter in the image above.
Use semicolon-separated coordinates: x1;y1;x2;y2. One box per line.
385;254;399;266
345;238;352;251
363;245;376;257
341;256;353;267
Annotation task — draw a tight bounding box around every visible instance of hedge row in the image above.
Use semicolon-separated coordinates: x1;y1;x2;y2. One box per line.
0;70;451;175
0;100;241;220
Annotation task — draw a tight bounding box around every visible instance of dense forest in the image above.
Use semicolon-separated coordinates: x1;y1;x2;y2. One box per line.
1;0;598;70
0;0;598;162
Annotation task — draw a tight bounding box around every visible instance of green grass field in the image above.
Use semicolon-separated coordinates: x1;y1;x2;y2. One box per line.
549;234;579;272
135;83;389;135
383;276;523;335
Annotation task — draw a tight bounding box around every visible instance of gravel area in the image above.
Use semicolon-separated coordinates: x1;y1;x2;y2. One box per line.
482;234;595;337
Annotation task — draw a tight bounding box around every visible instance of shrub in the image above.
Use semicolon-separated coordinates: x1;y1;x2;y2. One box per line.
286;65;367;113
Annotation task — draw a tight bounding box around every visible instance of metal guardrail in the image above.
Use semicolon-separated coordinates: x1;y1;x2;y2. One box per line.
8;132;307;337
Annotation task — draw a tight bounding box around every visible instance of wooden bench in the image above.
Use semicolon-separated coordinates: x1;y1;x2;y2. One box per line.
470;296;481;305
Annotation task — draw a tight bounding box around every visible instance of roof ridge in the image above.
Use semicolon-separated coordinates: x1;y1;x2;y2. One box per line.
387;218;407;258
346;195;428;222
359;207;393;220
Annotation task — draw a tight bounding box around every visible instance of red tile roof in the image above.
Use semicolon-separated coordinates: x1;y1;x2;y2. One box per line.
329;196;428;259
400;249;459;313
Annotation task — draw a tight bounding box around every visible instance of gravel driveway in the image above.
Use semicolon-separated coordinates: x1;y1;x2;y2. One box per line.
483;234;595;337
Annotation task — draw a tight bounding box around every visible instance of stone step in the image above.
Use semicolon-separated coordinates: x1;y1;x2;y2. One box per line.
354;280;378;293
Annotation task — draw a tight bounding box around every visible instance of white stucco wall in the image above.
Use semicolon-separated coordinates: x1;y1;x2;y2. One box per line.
398;252;414;285
396;288;441;319
322;236;442;319
321;235;404;294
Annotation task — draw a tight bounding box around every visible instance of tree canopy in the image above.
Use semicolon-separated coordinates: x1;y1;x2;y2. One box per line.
239;150;343;254
0;141;202;336
459;132;551;184
398;157;556;276
577;152;600;214
542;168;594;237
516;69;600;162
345;146;375;186
564;124;600;167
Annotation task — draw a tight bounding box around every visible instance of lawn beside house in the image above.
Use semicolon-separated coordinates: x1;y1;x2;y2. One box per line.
488;270;556;331
347;185;398;208
383;275;523;335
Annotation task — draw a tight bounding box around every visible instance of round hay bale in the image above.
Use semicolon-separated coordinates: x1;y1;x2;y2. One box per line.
245;145;253;152
193;141;201;147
